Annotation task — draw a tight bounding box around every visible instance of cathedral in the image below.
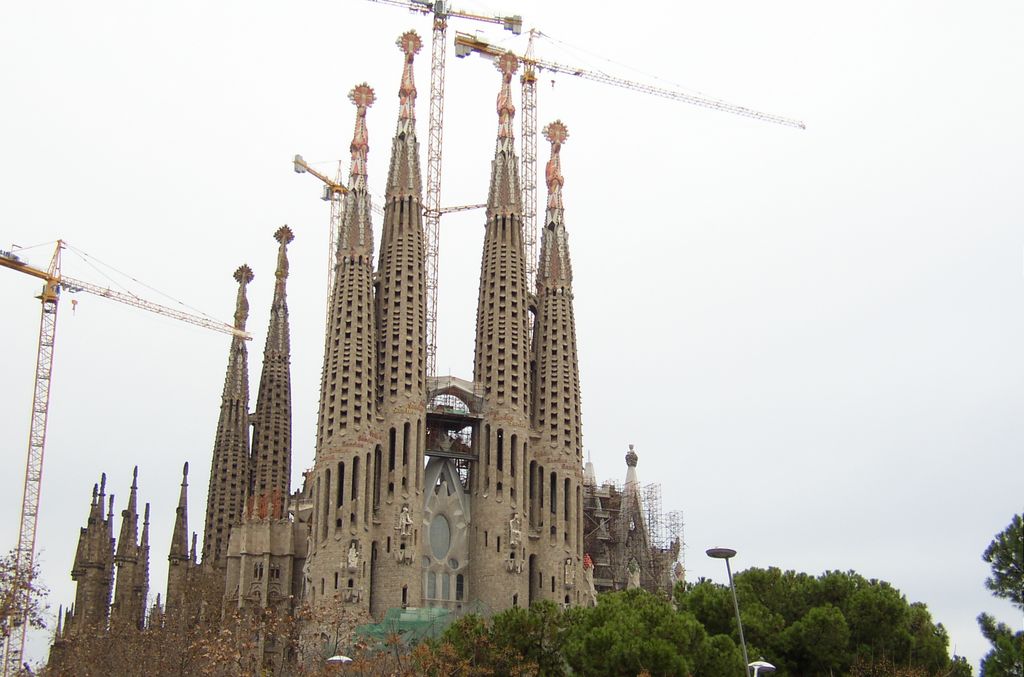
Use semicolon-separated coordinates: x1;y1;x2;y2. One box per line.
49;29;681;660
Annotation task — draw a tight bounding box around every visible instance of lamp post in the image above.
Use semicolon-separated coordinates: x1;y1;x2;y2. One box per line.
749;659;776;676
706;547;751;677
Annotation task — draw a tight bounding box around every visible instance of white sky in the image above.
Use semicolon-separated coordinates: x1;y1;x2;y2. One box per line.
2;0;1022;669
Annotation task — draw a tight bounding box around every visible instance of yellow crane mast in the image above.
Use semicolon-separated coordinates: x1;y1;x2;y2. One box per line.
0;242;248;676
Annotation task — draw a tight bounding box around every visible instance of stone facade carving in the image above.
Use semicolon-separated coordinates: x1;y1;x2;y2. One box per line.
347;541;359;572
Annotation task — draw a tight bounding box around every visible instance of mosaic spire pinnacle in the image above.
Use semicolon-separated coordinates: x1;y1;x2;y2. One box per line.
397;31;421;129
385;32;424;197
538;120;573;288
339;84;375;256
496;51;518;145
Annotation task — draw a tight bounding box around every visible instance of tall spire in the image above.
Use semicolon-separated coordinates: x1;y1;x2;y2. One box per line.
203;266;253;566
532;120;582;460
378;31;427;406
316;84;379;450
250;227;294;501
365;30;431;615
475;50;529;418
468;49;533;612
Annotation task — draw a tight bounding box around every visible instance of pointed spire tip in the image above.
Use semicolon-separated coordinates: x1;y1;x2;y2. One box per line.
274;225;294;245
543;120;569;146
397;30;422;57
349;82;376;109
233;264;254;285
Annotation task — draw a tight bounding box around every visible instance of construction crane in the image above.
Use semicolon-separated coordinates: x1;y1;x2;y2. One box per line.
292;153;484;327
454;30;806;291
0;242;248;676
294;152;371;326
364;0;522;378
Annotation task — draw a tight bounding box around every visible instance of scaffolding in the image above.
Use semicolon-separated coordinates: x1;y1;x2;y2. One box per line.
583;477;684;596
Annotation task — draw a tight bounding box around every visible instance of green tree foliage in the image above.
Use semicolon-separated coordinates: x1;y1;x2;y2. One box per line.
977;513;1024;677
696;633;745;676
982;514;1023;611
674;577;735;636
976;613;1023;677
675;567;962;677
562;588;704;677
781;603;850;674
489;601;568;677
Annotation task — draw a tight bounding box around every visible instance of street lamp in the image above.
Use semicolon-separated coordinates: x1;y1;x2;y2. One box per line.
706;547;751;677
749;659;776;676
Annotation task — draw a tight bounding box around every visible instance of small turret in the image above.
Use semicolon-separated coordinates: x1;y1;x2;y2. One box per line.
115;467;139;563
169;463;189;562
112;468;144;629
166;463;194;619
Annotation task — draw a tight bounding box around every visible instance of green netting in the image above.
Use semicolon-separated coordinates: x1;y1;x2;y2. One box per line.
354;606;455;645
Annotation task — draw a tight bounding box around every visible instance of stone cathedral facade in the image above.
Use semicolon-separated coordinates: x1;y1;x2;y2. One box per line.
51;30;681;659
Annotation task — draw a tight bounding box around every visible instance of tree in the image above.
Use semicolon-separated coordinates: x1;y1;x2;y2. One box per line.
437;613;537;676
489;601;568;676
982;514;1023;611
562;589;704;677
0;549;49;642
781;604;850;675
977;513;1024;677
976;613;1022;677
695;633;745;676
676;567;963;677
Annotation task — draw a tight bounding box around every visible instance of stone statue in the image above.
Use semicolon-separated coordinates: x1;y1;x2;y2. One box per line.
397;504;413;537
582;555;598;607
347;541;359;572
509;509;523;548
627;557;640;590
563;557;575;587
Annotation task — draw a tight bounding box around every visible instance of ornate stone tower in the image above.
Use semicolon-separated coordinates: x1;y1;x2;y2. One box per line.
110;467;149;630
166;462;197;618
250;226;295;501
529;121;585;605
307;81;381;615
67;475;115;635
203;265;254;567
372;30;428;616
224;226;304;614
469;51;533;611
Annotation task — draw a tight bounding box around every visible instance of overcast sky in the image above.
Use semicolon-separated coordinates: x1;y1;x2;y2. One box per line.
2;0;1022;669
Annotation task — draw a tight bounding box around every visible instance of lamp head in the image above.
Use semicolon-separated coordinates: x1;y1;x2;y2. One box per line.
706;547;737;559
